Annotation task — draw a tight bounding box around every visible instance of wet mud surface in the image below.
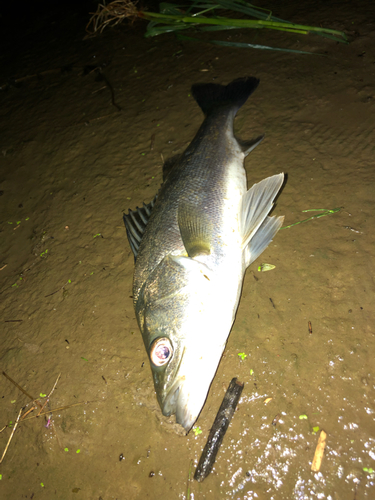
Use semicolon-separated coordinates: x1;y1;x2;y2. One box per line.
0;1;375;498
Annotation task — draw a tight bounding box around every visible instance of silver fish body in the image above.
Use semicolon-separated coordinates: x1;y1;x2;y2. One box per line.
124;77;284;432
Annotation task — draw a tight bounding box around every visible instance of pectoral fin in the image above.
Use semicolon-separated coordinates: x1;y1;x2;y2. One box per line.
177;203;213;258
240;173;284;266
244;215;284;267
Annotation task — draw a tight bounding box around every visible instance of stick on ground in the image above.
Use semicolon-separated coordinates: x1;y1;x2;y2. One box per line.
2;371;40;404
311;430;327;472
194;377;244;482
0;407;23;464
36;372;61;417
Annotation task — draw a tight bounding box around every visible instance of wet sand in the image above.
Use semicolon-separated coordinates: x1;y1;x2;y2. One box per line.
1;1;374;498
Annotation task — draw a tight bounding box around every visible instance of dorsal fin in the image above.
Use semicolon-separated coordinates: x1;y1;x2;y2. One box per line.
163;154;181;181
237;135;264;156
123;195;157;260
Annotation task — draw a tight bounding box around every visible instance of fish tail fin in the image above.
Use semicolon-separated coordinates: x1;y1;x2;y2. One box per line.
241;173;284;267
191;77;259;116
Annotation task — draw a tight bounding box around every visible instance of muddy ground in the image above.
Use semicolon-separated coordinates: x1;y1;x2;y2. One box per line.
0;0;374;498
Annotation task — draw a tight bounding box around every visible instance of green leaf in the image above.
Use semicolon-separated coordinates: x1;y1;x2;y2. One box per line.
258;263;276;272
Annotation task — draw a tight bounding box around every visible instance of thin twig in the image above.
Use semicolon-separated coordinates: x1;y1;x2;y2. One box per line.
50;421;63;448
0;407;23;464
47;373;61;399
36;399;50;418
186;459;193;499
45;281;71;297
150;133;155;151
2;371;43;408
21;405;37;421
36;372;61;417
22;401;97;421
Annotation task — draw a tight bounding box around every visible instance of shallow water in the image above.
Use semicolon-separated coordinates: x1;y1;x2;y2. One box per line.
1;1;374;498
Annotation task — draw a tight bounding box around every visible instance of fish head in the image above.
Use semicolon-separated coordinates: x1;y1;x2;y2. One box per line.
136;254;229;432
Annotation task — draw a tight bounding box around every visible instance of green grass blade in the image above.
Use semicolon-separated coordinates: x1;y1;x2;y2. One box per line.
210;39;318;53
202;0;288;22
176;33;319;54
142;11;347;42
146;21;193;36
281;208;341;229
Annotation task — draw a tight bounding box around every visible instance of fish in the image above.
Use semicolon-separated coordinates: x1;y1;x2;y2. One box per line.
124;77;284;432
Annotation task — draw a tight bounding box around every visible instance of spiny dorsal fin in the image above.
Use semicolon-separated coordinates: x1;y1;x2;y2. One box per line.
123;195;157;260
163;154;181;181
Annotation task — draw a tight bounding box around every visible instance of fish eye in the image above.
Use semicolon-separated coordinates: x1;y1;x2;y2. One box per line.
150;337;173;367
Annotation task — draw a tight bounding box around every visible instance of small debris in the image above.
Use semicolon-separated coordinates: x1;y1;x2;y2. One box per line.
271;413;281;426
258;263;276;272
311;430;327;472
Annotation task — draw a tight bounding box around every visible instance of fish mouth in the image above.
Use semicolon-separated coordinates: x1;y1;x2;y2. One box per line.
162;377;198;432
162;378;182;417
160;344;226;432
